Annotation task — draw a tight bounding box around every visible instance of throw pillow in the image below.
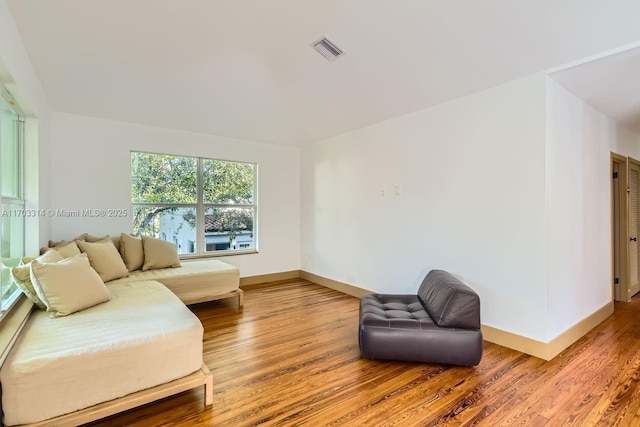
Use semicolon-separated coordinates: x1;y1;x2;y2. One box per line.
141;235;181;271
30;253;111;317
85;233;121;251
54;241;82;259
84;234;107;243
48;233;88;248
76;238;129;282
11;249;64;309
119;233;144;272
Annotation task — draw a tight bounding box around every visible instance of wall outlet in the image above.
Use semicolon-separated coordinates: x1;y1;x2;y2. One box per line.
379;187;386;196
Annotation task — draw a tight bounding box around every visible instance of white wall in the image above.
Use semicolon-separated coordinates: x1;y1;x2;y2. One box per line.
301;74;550;341
0;1;52;254
50;113;300;277
545;78;640;339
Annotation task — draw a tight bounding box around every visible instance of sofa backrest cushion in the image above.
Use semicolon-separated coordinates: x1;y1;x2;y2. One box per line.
141;236;181;271
120;233;144;272
77;238;129;282
417;269;480;330
11;249;64;310
30;253;111;317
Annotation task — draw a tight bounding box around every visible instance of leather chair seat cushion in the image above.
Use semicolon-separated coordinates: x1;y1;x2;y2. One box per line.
359;294;438;330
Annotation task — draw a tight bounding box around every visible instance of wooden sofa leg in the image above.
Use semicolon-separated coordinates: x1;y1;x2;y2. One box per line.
237;289;244;308
202;364;214;406
204;378;213;406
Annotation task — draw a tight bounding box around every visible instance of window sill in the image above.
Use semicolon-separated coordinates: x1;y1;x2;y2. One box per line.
0;295;33;366
179;249;258;260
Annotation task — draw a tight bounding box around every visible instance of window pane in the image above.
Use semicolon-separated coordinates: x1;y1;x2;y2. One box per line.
1;203;24;259
131;152;197;204
203;159;254;204
2;202;24;309
1;97;20;198
131;152;257;257
132;205;196;255
204;206;254;252
1;261;19;310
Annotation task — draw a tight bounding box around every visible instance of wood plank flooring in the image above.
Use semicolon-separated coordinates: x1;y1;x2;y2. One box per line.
87;279;640;426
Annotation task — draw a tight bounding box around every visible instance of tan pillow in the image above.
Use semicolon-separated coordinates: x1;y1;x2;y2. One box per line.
111;235;121;251
11;249;64;310
30;253;111;317
85;234;107;243
54;241;82;259
141;236;181;271
119;233;144;272
86;233;121;251
76;238;129;282
48;233;88;248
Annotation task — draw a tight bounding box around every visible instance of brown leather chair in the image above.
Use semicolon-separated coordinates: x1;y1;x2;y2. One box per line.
359;269;483;366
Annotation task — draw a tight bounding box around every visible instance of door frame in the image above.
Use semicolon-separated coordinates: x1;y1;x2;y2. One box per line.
627;157;640;299
611;152;629;302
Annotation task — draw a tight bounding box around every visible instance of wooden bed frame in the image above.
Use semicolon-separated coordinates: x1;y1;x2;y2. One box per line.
19;363;213;427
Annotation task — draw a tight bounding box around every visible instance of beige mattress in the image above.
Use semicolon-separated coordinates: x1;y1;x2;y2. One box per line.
107;259;240;303
0;281;203;426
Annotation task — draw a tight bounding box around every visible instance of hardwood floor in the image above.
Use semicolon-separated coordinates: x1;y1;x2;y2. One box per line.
87;279;640;426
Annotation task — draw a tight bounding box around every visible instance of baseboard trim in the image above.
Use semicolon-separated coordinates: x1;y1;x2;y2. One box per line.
545;301;613;359
299;271;374;298
240;270;301;290
482;301;613;361
241;270;614;361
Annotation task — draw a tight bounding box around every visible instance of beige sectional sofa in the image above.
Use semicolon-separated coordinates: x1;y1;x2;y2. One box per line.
0;233;242;426
45;232;243;307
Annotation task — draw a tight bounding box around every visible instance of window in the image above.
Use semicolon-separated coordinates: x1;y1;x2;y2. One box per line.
0;92;25;313
131;151;256;256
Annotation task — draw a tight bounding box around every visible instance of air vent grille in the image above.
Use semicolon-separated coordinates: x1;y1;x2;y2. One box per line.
312;37;344;62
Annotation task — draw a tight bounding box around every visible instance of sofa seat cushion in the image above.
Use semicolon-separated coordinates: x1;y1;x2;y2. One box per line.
106;259;240;303
0;280;203;425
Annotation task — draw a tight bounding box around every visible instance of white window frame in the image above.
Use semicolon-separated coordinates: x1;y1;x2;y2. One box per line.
0;87;25;316
131;151;258;258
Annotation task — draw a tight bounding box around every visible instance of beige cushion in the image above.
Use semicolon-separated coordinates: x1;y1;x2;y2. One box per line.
76;238;129;282
11;249;64;310
119;233;144;272
111;235;121;251
85;233;121;251
54;241;82;259
30;253;111;317
48;233;88;248
142;236;181;271
85;234;106;243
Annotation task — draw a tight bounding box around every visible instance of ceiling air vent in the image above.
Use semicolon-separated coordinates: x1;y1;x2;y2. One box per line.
312;36;344;62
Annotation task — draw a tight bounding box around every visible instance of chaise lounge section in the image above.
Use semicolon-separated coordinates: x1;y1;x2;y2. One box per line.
1;281;212;426
359;269;483;366
0;233;236;425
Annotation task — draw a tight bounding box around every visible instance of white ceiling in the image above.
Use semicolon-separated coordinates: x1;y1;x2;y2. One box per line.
550;46;640;133
6;0;640;146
